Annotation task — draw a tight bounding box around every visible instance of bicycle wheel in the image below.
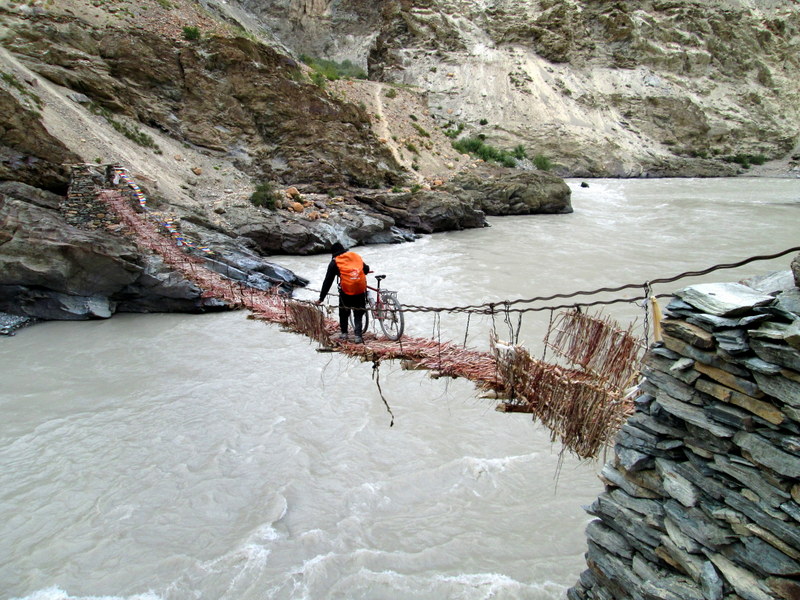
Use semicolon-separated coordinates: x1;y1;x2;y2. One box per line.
377;292;404;341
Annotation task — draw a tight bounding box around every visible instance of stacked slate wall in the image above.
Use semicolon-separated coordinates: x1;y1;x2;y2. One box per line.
569;265;800;600
61;163;122;230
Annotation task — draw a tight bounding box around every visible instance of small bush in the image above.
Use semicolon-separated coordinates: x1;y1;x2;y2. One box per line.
479;118;488;125
250;183;278;209
182;26;201;41
157;0;173;8
512;145;528;160
384;87;398;99
533;153;552;171
310;70;327;88
451;136;521;168
724;153;766;169
411;184;422;193
443;122;464;139
300;55;367;81
412;123;430;138
405;142;419;154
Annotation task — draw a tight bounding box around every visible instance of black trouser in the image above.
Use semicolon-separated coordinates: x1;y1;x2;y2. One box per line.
339;292;366;336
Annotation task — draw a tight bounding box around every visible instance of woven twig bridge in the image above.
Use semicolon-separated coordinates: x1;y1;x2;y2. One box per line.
91;166;649;460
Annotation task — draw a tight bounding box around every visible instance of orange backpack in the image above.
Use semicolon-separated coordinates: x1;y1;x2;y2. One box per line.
335;252;367;295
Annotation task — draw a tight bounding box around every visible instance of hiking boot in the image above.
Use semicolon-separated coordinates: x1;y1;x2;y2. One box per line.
335;333;348;341
354;335;364;344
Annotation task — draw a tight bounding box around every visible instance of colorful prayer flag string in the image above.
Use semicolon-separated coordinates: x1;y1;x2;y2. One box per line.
112;167;213;254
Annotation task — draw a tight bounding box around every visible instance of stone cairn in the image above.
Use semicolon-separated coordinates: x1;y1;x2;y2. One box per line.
61;163;122;230
570;266;800;600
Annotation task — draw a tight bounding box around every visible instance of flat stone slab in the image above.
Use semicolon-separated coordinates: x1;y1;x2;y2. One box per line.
676;283;774;317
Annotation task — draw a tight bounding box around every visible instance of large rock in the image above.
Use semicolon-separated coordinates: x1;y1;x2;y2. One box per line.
359;189;486;234
446;164;573;215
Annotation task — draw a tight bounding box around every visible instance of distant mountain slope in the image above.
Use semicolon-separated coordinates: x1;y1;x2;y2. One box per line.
230;0;800;177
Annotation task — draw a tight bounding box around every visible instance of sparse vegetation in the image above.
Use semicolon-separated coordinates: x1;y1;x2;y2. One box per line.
724;153;767;169
300;55;367;82
310;70;327;88
405;141;419;154
182;26;201;41
443;122;465;139
1;71;43;109
412;123;430;138
250;183;279;209
512;145;528;160
479;118;488;126
451;136;517;168
157;0;173;9
384;87;398;99
532;153;552;171
88;103;162;154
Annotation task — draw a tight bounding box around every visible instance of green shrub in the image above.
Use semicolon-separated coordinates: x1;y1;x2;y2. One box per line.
405;142;419;154
384;87;398;99
725;153;766;169
88;102;162;153
443;122;464;139
182;26;201;41
512;145;528;160
479;118;488;125
1;71;43;108
300;54;367;81
310;70;327;88
409;114;418;121
533;153;552;171
157;0;173;8
250;183;278;209
451;136;522;168
412;123;430;138
411;184;422;193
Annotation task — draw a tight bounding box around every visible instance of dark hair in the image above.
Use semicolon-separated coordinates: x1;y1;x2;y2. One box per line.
331;242;346;256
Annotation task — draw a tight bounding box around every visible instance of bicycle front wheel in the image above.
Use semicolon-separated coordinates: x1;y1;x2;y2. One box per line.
377;293;404;341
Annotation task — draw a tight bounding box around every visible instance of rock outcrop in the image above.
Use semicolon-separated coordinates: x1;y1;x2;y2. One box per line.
0;170;307;321
570;266;800;600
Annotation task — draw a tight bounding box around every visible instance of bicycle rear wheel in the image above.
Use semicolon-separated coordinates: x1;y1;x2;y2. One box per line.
377;292;404;341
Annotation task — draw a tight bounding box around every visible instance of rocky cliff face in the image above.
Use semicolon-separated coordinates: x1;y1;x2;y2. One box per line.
238;0;800;177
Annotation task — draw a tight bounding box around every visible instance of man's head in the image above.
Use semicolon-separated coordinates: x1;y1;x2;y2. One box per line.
331;242;347;256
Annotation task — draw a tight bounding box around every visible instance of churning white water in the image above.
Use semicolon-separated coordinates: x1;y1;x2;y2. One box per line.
1;178;798;600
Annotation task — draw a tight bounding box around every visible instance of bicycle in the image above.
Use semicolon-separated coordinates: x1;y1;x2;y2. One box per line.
349;274;405;341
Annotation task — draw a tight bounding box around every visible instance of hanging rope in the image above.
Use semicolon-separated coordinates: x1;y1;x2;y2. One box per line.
372;360;395;427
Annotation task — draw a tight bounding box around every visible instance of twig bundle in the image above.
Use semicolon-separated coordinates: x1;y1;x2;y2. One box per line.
492;336;633;458
285;302;330;344
548;309;643;389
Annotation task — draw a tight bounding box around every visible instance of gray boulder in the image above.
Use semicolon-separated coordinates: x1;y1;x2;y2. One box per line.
446;164;573;215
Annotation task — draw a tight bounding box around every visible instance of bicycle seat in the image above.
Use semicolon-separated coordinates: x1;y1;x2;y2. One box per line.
374;274;387;281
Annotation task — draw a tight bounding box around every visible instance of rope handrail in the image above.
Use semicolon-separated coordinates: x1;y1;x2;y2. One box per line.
305;245;800;316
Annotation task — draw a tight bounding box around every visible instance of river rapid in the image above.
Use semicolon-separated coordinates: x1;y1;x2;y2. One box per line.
1;178;798;600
